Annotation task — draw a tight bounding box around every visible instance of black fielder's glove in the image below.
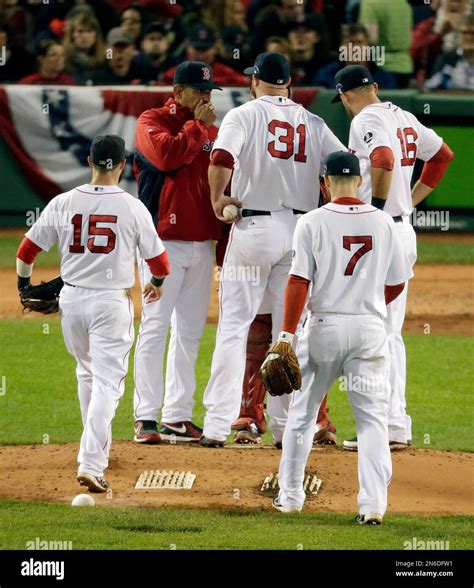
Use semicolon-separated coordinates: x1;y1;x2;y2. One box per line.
19;276;64;314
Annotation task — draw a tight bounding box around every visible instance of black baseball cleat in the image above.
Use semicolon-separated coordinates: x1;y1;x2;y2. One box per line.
355;513;383;525
159;421;203;443
199;435;224;448
134;420;161;444
77;473;110;493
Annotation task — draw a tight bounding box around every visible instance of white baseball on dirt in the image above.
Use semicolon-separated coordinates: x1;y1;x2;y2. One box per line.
71;493;95;507
222;204;240;221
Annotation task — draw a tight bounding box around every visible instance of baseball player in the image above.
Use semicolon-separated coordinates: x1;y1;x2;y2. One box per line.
15;135;170;492
273;151;413;522
133;61;226;444
331;65;454;451
200;52;345;447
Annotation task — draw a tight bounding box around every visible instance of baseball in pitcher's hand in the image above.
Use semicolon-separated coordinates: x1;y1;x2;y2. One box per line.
143;283;163;303
213;195;242;223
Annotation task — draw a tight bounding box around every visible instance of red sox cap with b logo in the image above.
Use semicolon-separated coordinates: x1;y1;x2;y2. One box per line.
174;61;222;91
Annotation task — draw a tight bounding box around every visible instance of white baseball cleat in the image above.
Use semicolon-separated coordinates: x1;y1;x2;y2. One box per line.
77;472;110;493
355;513;383;525
272;497;302;513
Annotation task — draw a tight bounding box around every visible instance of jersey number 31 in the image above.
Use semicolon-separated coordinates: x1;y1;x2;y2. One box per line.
69;214;117;254
267;120;307;162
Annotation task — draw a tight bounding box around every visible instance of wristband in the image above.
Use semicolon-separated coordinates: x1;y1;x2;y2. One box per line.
277;331;295;346
372;197;386;210
17;276;30;291
151;276;165;287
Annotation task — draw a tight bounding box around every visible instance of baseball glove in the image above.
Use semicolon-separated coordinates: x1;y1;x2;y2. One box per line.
20;276;64;314
260;341;302;397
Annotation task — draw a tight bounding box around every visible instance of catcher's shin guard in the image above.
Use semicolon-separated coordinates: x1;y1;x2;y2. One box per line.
232;314;272;437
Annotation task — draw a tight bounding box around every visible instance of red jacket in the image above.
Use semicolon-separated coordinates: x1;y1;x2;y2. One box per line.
134;97;225;242
163;60;249;87
19;72;77;85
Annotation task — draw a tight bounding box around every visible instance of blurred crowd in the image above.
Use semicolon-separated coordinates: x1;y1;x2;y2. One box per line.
0;0;472;91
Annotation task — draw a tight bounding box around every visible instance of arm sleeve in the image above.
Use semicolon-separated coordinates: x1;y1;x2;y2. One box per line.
16;236;43;264
24;199;59;252
135;200;166;260
281;275;311;334
370;146;395;170
212;108;247;162
319;123;346;175
136;111;209;172
145;250;170;276
289;219;316;281
210;148;235;169
416;121;444;162
419;142;454;188
386;225;414;286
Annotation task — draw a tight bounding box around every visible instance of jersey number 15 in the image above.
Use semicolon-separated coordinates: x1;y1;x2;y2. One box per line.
69;214;117;254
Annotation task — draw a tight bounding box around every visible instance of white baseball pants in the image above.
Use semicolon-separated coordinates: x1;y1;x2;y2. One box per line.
203;209;299;442
278;313;392;515
385;219;417;443
59;284;134;477
134;240;214;423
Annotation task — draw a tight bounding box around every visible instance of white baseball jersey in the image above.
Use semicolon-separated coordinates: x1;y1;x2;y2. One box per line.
213;94;345;212
349;102;443;217
26;184;165;289
290;200;413;318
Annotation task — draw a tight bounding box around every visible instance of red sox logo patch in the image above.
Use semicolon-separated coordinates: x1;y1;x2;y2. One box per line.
202;67;211;81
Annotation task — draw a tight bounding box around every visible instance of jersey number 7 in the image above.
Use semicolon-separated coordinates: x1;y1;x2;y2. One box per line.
69;214;118;254
343;236;373;275
267;120;307;162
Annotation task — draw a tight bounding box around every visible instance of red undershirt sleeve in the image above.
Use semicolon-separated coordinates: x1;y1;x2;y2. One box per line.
281;274;311;333
210;148;235;169
16;237;43;264
145;250;170;276
385;283;405;305
369;146;395;170
419;142;454;189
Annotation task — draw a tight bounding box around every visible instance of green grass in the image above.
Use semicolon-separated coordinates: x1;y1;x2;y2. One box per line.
0;500;471;550
0;320;473;452
416;240;474;264
0;233;473;269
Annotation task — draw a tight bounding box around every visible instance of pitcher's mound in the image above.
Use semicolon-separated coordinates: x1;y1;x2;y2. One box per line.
0;442;472;515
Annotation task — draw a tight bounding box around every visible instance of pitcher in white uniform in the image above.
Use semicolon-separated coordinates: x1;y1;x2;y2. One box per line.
331;65;454;450
274;151;413;523
15;135;170;492
200;53;345;446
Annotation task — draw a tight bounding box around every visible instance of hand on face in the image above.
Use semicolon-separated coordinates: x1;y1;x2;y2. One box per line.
194;98;217;125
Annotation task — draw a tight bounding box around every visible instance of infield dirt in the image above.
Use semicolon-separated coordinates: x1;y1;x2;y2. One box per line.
0;443;472;516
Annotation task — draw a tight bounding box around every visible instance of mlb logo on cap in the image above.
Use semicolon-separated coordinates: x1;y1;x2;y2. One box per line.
343;168;350;173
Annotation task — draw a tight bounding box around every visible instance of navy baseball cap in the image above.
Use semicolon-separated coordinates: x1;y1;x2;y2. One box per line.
90;135;128;169
174;60;222;90
188;23;216;49
324;151;361;176
244;52;291;85
332;64;374;103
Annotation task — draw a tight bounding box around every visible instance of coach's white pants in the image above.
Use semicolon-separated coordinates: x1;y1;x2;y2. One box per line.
385;220;417;443
59;285;134;477
134;240;213;423
203;209;298;442
278;314;392;516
